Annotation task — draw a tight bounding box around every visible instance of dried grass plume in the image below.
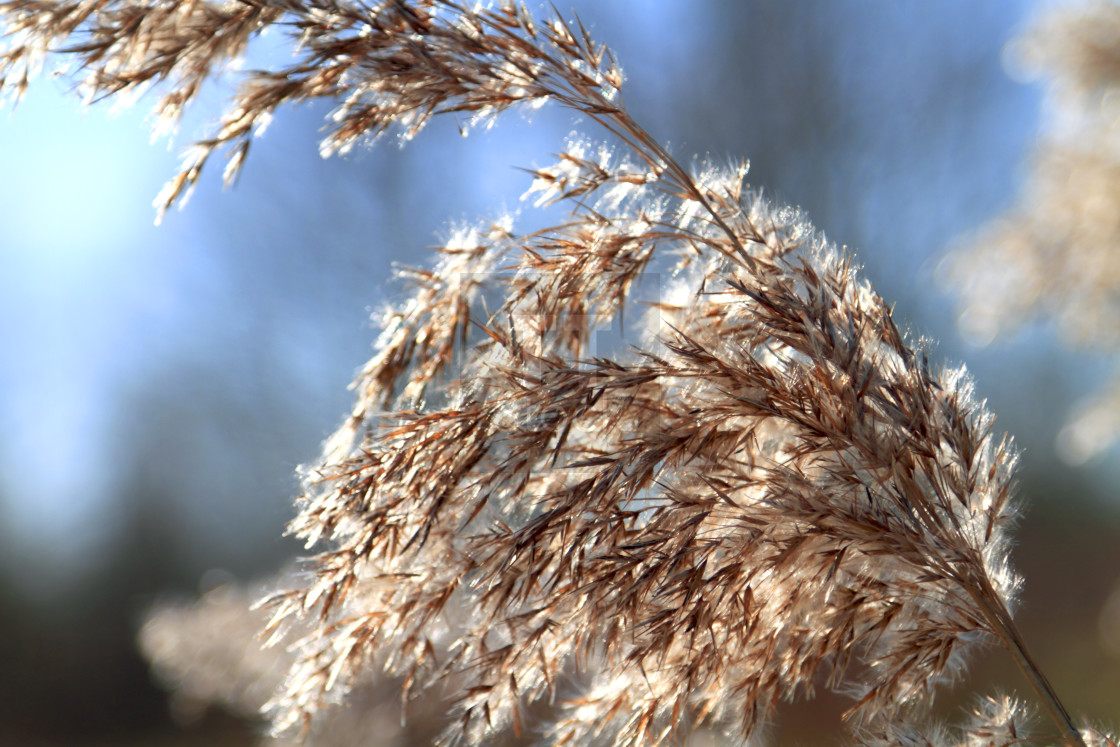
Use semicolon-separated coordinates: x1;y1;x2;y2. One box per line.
3;1;1115;745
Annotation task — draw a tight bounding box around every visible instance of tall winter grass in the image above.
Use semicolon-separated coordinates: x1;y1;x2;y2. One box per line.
3;1;1113;744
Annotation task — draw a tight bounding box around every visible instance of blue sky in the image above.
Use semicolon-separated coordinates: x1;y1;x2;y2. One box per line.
0;86;187;576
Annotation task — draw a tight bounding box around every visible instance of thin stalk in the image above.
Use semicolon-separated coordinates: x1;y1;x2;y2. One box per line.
968;571;1085;747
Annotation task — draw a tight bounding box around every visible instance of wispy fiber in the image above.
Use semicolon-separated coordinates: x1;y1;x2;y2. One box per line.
3;1;1111;744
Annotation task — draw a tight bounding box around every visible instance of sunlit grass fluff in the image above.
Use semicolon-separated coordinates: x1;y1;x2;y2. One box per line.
2;0;1112;744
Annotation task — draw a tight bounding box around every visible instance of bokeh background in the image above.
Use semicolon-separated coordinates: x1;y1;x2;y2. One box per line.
1;1;1117;744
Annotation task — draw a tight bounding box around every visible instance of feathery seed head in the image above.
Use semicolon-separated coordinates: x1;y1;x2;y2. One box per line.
2;0;1094;742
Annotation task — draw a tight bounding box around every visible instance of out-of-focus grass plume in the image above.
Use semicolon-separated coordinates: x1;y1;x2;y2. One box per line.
943;1;1120;465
